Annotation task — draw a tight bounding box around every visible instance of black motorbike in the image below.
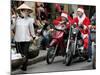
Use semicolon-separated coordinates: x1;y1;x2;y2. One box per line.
64;24;87;66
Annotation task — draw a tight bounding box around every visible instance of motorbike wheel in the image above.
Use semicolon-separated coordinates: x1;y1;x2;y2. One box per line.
65;43;74;66
46;45;57;64
92;56;96;69
92;42;96;69
83;49;88;60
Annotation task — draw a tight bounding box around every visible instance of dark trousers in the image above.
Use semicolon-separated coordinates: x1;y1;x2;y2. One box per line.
15;42;30;69
88;33;92;59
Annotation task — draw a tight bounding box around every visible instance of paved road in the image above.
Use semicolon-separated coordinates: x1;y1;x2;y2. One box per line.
11;56;93;75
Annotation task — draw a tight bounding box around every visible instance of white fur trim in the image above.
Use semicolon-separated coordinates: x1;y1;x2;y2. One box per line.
78;14;86;25
61;13;68;18
81;33;88;39
83;34;88;39
84;25;87;30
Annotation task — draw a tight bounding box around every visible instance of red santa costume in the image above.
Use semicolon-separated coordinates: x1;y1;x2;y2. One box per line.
53;11;73;30
72;8;90;49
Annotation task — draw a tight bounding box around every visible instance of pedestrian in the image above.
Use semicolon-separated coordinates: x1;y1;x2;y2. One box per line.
11;11;16;43
12;3;36;71
40;24;51;50
36;3;46;21
72;8;91;61
87;13;96;62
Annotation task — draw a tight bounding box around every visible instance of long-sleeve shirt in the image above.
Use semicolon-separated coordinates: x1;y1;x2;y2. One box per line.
14;17;35;42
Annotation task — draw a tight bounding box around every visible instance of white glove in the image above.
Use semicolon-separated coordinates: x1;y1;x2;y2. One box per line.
83;34;88;39
84;25;87;30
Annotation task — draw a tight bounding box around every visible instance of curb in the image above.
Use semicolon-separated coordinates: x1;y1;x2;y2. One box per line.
28;53;47;65
12;50;47;71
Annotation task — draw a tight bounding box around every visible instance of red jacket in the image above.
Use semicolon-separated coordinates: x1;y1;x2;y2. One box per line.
53;16;73;30
72;16;90;34
72;16;90;49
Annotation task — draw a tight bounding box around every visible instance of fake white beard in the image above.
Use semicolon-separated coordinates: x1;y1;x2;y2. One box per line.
78;13;86;25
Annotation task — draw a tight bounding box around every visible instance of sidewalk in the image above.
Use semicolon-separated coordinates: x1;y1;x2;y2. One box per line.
28;50;47;65
12;50;47;71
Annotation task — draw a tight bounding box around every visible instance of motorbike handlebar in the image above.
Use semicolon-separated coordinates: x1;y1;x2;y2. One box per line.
79;24;84;29
54;25;66;31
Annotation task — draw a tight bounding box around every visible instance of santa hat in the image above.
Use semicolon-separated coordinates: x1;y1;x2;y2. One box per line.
77;8;84;13
61;12;68;18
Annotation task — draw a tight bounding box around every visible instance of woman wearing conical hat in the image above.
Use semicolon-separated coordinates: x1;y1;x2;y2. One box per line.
12;3;35;71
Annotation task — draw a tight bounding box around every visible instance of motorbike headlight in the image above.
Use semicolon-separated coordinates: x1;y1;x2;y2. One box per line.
73;31;76;34
72;29;77;34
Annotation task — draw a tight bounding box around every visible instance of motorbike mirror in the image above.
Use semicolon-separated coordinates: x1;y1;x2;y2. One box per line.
73;24;76;28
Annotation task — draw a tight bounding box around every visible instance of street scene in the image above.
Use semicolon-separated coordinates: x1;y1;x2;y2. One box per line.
12;56;93;74
11;0;96;74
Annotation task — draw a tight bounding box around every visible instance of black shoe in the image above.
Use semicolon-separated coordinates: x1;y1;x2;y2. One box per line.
21;66;27;71
87;58;92;62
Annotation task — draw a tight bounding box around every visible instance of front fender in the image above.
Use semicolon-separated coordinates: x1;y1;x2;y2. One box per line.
49;39;57;47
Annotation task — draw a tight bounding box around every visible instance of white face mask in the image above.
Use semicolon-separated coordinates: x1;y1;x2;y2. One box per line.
21;11;27;18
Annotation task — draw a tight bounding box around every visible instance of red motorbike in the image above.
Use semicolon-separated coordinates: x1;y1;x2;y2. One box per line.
46;24;67;64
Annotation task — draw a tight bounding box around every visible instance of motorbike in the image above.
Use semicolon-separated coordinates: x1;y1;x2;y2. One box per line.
46;23;67;64
90;26;96;69
64;24;87;66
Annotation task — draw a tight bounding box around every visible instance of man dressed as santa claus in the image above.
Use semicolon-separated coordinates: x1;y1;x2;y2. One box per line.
53;11;73;35
52;11;73;45
53;11;73;28
72;8;91;61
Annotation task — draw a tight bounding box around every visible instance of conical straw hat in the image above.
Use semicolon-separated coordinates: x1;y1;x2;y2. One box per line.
17;3;33;13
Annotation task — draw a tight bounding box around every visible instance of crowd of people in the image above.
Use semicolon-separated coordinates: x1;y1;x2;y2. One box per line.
11;3;96;71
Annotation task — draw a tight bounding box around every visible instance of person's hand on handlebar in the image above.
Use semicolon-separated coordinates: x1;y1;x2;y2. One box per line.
59;21;66;24
79;24;84;29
